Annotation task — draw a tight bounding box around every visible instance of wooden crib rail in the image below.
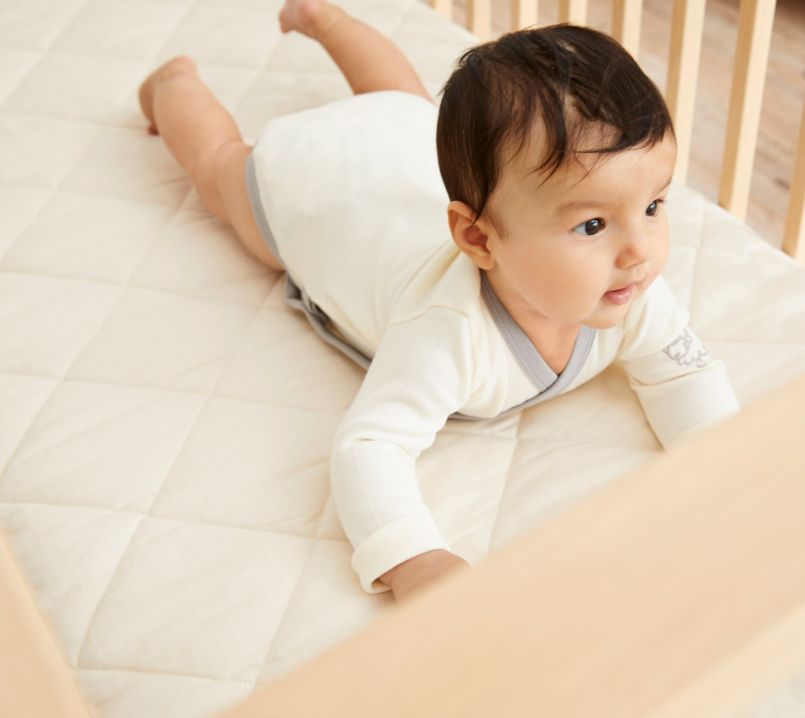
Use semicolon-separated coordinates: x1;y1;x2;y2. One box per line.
427;0;805;263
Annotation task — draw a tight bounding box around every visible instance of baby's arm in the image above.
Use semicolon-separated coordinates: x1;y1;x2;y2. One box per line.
330;307;475;599
619;276;740;448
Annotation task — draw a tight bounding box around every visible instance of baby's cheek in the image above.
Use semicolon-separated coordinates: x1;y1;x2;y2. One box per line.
549;274;594;313
655;221;671;254
654;233;671;272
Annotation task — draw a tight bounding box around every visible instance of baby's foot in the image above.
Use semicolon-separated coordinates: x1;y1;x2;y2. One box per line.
279;0;341;40
138;55;197;135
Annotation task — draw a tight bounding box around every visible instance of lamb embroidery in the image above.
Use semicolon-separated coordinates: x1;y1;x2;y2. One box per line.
661;328;710;368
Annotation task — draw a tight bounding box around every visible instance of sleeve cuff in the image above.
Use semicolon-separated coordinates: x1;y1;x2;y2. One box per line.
351;513;451;594
669;406;741;448
639;360;741;449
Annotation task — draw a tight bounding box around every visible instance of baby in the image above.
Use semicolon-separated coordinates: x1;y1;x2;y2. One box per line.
139;0;741;603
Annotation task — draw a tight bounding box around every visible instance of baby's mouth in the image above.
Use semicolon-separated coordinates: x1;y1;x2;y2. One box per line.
602;283;636;305
603;272;651;305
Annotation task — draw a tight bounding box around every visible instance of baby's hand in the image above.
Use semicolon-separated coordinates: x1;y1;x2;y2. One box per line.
378;549;470;603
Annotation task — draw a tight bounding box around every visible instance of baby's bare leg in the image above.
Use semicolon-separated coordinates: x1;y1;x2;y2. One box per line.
138;57;283;271
280;0;432;101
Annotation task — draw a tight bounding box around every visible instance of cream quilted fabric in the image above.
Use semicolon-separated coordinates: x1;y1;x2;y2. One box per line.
1;0;805;716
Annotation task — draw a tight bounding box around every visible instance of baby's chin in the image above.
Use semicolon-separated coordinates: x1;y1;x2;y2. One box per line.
584;316;625;330
584;301;635;329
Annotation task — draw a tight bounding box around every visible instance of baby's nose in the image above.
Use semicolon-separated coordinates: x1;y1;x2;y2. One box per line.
618;230;651;267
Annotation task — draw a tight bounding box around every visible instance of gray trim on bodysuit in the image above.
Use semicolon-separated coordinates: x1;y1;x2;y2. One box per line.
246;152;375;369
477;271;596;418
244;150;596;421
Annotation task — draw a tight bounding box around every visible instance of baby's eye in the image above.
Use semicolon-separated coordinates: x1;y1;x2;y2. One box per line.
646;199;664;216
572;218;606;237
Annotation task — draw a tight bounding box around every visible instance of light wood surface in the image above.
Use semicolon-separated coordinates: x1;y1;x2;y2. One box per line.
429;0;453;18
446;0;805;251
718;0;777;221
783;98;805;261
467;0;493;36
0;530;94;718
559;0;588;23
218;371;805;718
665;0;706;184
612;0;643;57
511;0;539;29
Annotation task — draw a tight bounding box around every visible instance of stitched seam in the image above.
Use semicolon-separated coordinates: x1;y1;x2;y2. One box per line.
0;268;277;309
0;370;355;419
77;664;257;685
74;289;271;676
0;499;340;542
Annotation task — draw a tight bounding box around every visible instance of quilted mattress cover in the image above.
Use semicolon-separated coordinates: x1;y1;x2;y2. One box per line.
2;0;805;716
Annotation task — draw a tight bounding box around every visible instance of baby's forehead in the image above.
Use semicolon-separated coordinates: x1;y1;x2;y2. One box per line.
503;118;619;186
500;131;676;215
505;144;610;197
517;125;674;182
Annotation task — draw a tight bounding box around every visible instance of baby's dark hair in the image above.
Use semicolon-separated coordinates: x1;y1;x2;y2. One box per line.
436;24;674;231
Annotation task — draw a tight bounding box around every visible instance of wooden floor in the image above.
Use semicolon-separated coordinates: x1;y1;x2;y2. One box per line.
448;0;805;250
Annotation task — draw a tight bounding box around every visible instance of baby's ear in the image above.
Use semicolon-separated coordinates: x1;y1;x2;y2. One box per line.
447;201;496;270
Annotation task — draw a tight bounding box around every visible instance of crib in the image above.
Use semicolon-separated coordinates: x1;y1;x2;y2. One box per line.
1;0;804;716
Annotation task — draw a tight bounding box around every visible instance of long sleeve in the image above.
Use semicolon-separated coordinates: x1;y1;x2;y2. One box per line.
618;276;741;449
330;307;475;594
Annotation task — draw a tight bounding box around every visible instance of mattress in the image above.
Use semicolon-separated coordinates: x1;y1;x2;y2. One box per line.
1;0;805;716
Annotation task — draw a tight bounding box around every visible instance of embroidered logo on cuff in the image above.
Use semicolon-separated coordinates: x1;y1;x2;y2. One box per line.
661;328;711;368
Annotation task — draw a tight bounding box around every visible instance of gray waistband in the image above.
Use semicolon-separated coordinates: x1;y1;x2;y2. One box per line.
245;149;374;370
244;150;286;270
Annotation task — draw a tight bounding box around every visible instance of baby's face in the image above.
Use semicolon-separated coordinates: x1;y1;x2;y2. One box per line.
483;131;677;331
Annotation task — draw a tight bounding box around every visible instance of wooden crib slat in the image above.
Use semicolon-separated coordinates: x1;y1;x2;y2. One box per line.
611;0;642;58
718;0;777;221
511;0;538;30
782;99;805;263
427;0;452;19
466;0;492;37
558;0;587;25
0;530;94;718
665;0;706;184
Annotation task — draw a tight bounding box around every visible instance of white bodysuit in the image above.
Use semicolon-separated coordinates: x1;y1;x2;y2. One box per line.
245;90;741;594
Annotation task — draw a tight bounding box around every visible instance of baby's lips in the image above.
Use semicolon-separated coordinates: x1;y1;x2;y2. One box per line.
603;283;636;304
